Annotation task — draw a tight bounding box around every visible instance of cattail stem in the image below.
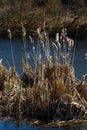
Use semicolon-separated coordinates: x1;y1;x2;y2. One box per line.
8;29;15;70
10;39;15;70
23;37;27;65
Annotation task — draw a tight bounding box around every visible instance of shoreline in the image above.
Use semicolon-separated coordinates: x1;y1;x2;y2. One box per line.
0;14;87;40
1;118;87;127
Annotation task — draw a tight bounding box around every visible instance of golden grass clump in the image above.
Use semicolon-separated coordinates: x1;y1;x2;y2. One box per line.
0;63;8;91
4;67;20;90
0;26;86;123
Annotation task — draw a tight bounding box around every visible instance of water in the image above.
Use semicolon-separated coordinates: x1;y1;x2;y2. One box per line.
75;41;87;79
0;121;87;130
0;40;87;79
0;40;87;129
0;39;34;74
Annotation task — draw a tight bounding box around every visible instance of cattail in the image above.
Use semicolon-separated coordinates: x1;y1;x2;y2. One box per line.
44;30;47;37
29;35;33;43
37;27;41;36
66;37;74;49
21;22;26;37
57;41;61;49
66;36;70;42
52;42;58;50
68;38;74;52
8;29;12;40
21;22;27;65
7;29;15;69
0;59;2;64
38;54;41;61
61;28;67;38
47;55;52;63
29;35;34;49
81;74;87;82
71;39;74;47
56;33;59;42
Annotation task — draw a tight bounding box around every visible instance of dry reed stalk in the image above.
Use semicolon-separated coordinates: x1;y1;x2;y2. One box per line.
0;23;86;122
21;22;28;66
7;29;16;70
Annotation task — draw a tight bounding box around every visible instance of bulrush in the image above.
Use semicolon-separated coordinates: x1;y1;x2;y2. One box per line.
0;24;86;125
7;29;15;70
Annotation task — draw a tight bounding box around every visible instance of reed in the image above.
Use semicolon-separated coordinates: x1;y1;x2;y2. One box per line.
7;29;15;70
0;22;86;124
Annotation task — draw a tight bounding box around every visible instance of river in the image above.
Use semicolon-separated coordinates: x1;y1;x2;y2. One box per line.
0;40;87;129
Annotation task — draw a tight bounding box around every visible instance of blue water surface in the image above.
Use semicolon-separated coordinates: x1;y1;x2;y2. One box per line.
74;41;87;79
0;121;87;130
0;39;87;79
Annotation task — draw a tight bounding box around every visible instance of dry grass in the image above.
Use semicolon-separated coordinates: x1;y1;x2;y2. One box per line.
0;25;86;123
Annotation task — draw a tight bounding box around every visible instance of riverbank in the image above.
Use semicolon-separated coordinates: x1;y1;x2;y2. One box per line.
0;5;87;40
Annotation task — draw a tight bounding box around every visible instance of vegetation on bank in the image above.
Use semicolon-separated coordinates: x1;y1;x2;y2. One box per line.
0;0;87;39
0;23;87;124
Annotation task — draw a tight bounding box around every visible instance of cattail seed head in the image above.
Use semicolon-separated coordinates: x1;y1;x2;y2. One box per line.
8;29;12;40
29;35;33;43
56;33;59;42
21;22;26;37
